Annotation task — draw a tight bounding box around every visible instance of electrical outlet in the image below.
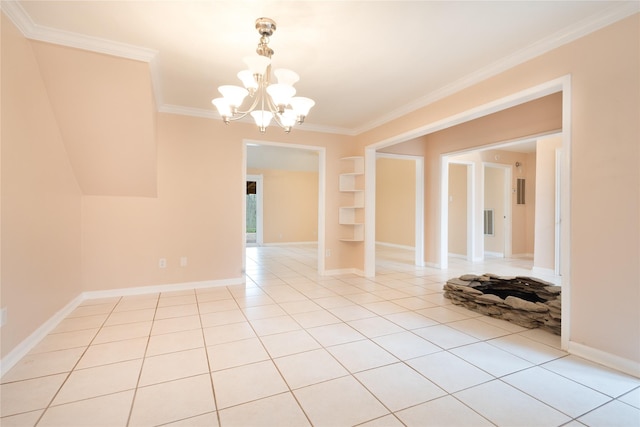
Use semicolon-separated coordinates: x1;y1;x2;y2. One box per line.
180;256;187;267
325;249;331;257
1;307;7;327
159;258;167;268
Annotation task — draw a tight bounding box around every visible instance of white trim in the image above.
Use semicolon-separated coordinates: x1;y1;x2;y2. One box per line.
531;266;557;277
1;1;157;62
324;268;365;277
483;162;513;259
0;294;84;377
0;277;245;377
448;253;467;259
484;251;505;258
364;147;377;277
243;139;326;275
83;278;244;300
351;2;639;135
568;341;640;379
375;241;414;251
3;0;636;135
262;241;318;247
374;153;425;268
512;253;534;259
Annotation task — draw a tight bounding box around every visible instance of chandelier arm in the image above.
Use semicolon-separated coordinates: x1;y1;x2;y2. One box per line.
233;93;262;118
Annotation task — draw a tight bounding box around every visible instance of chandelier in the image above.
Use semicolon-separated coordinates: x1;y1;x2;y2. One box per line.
211;17;315;133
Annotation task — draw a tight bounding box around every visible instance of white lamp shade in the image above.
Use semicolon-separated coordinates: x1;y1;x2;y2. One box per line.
237;70;258;91
274;68;299;86
266;84;296;107
251;110;273;128
218;85;248;107
280;109;297;128
289;97;315;116
211;98;231;117
243;55;271;77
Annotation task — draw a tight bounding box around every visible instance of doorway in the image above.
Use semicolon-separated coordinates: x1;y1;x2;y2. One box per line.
483;163;512;259
246;174;263;246
243;141;326;274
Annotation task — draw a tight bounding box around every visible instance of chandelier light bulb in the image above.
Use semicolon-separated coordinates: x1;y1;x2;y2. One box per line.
218;85;249;109
243;55;271;78
274;68;300;86
289;97;315;123
266;84;296;112
237;70;258;92
211;18;314;132
211;98;231;122
251;110;273;133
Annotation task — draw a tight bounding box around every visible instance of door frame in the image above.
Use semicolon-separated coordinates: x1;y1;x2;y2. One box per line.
374;153;425;267
483;162;513;259
364;75;571;350
243;139;326;275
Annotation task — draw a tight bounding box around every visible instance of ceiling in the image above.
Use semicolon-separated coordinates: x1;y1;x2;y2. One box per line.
4;1;638;135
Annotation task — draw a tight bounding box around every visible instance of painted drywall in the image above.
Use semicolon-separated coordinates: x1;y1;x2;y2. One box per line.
80;111;358;291
30;41;157;197
375;157;416;247
534;136;562;271
448;163;468;256
361;15;640;365
1;16;83;357
247;168;319;244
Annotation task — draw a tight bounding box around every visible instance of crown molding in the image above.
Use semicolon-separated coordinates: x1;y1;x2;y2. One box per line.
4;0;636;136
1;1;157;62
353;2;640;135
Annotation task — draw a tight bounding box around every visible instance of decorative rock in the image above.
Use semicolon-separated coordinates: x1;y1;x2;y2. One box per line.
443;273;561;335
476;294;505;304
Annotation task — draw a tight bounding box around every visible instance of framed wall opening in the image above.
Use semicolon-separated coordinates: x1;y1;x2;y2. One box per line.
243;140;326;275
364;76;571;350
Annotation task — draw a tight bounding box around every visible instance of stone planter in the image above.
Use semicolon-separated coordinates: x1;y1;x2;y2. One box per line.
443;274;561;335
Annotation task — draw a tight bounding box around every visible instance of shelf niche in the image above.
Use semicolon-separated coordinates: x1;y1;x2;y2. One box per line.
339;156;364;242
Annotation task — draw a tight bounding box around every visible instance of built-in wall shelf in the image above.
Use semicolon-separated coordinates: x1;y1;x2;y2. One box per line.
339;157;364;242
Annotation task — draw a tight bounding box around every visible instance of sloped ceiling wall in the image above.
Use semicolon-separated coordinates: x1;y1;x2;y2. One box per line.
31;41;157;197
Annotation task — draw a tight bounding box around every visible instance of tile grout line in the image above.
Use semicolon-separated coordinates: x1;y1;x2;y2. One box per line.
124;293;161;427
33;296;124;427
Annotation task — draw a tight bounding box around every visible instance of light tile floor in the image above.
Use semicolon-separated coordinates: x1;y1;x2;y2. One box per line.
2;245;639;426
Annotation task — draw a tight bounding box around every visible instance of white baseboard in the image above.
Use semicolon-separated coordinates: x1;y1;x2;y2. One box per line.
375;241;414;251
82;277;245;300
568;341;640;379
262;241;318;246
448;253;467;259
1;294;85;377
324;268;365;277
0;276;245;378
484;251;504;258
512;253;534;259
531;266;557;277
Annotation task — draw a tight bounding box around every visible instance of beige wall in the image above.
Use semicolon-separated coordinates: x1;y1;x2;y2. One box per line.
1;10;638;371
375;157;416;247
247;168;319;244
1;16;83;357
448;163;468;256
362;15;640;365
